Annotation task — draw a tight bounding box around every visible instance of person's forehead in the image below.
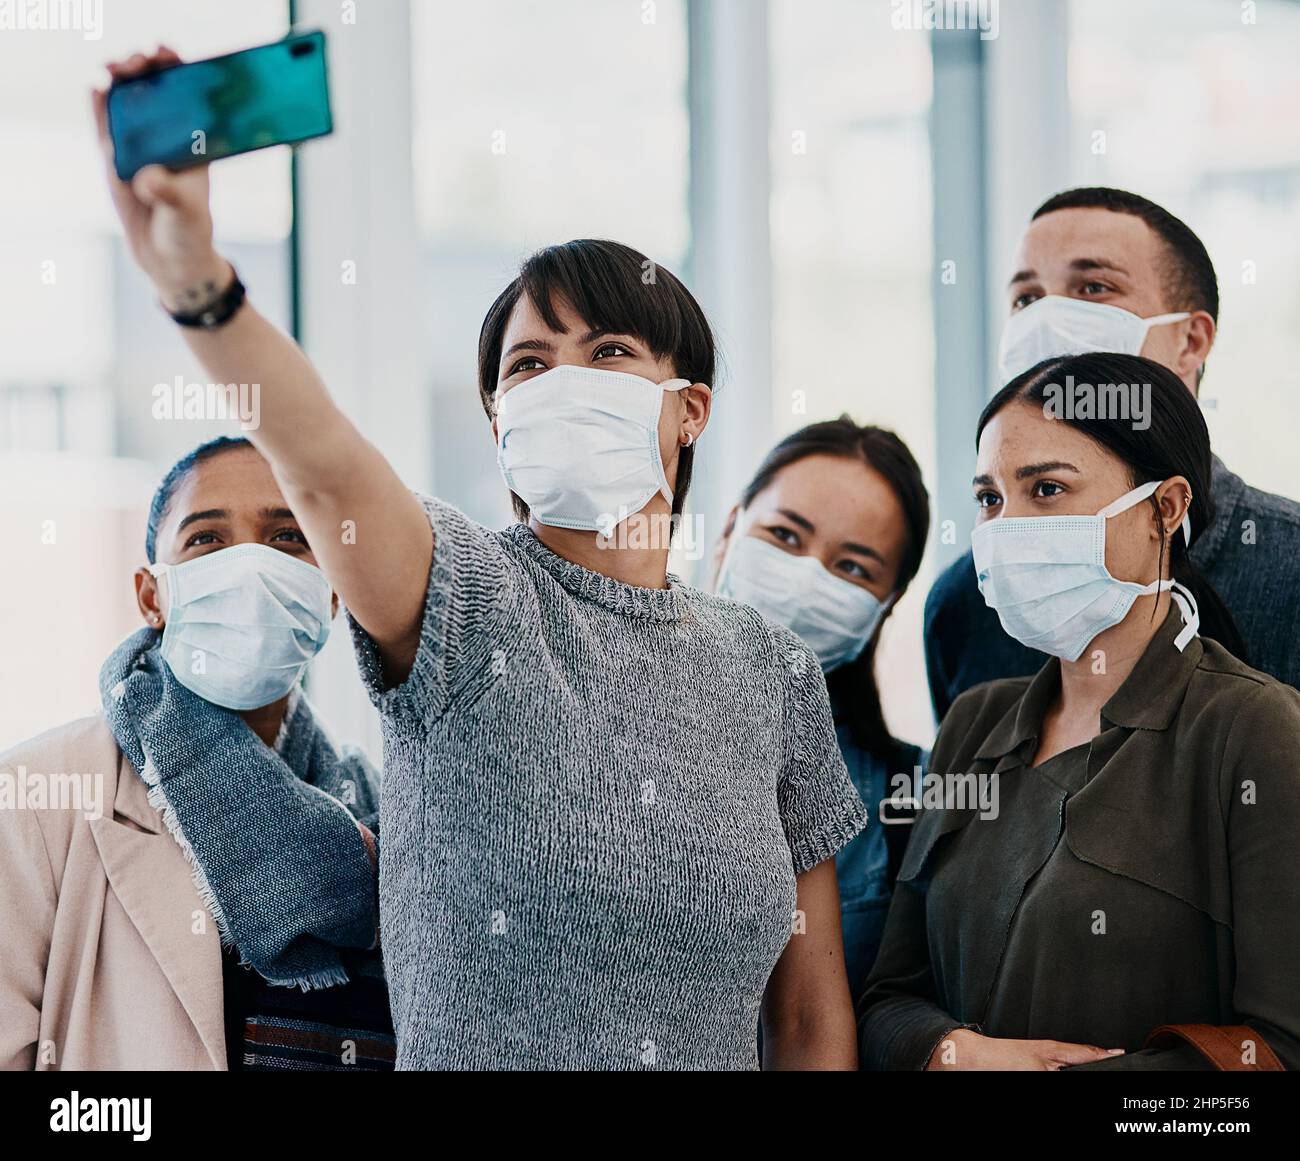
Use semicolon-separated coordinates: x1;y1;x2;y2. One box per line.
501;291;586;342
1017;207;1161;270
755;455;903;533
977;403;1110;468
760;453;870;496
163;447;282;520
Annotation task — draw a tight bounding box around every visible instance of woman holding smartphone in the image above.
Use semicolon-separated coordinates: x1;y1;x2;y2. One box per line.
94;48;867;1071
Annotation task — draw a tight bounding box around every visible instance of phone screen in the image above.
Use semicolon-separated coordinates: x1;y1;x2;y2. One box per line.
107;30;332;181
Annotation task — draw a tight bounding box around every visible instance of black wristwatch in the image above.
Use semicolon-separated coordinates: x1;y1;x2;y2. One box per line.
166;267;247;330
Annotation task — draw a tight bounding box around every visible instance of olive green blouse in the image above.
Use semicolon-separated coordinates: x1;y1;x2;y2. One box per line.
859;608;1300;1070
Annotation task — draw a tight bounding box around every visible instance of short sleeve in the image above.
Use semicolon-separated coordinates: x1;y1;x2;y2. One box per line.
773;628;869;875
348;494;525;730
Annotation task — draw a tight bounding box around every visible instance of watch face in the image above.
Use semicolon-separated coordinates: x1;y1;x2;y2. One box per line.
169;273;243;328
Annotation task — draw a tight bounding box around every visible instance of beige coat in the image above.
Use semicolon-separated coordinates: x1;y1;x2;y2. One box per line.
0;715;226;1070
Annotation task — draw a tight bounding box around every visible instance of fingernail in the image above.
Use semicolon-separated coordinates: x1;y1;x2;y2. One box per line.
1108;1048;1124;1055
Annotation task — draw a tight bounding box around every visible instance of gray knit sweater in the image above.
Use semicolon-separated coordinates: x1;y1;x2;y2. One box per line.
350;497;868;1070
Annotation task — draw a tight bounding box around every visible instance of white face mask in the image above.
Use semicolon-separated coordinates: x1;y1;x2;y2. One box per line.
997;295;1190;384
149;543;334;711
971;479;1198;662
495;364;691;535
717;533;890;673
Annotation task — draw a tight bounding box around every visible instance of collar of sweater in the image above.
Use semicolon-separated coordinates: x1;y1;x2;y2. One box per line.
503;523;689;622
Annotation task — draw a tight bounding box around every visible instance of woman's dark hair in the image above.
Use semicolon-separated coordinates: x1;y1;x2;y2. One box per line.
976;352;1248;662
739;416;930;759
477;239;716;523
145;435;252;563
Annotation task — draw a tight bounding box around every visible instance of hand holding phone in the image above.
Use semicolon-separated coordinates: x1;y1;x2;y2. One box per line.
105;30;332;181
92;47;228;310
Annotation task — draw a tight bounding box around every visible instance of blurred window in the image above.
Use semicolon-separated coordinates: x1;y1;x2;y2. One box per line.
410;0;691;526
0;1;291;747
770;0;936;746
1070;0;1300;501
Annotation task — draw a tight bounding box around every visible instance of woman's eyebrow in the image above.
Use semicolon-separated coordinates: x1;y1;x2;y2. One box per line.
260;507;297;522
579;329;636;344
504;331;635;360
176;508;228;533
503;337;556;359
842;541;885;565
776;507;815;534
1015;460;1081;480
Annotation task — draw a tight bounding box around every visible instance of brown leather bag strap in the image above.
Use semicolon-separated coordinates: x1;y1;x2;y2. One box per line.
1143;1024;1285;1071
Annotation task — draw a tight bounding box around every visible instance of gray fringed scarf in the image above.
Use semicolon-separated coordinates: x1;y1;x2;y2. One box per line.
100;627;380;990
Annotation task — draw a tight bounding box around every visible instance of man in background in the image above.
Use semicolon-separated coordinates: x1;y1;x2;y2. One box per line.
925;187;1300;721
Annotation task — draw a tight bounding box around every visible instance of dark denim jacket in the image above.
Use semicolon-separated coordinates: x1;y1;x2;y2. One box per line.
832;712;925;1002
924;457;1300;721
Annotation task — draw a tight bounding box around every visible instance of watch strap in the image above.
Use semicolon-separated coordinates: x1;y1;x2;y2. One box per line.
166;267;246;330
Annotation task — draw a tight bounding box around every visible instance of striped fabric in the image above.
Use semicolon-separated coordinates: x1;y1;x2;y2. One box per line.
241;1016;396;1072
224;946;396;1072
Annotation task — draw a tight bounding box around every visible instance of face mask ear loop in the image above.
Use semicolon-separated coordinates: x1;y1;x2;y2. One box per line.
868;591;898;637
1099;479;1192;547
1141;311;1192;330
656;379;693;506
716;508;747;592
1169;581;1200;652
1101;480;1197;646
1097;478;1163;520
1170;495;1195;647
861;591;899;652
146;561;173;619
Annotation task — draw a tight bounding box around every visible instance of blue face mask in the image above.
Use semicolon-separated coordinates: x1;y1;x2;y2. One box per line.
148;543;334;711
971;479;1199;662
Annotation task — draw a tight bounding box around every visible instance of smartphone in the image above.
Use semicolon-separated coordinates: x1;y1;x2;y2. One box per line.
107;30;332;181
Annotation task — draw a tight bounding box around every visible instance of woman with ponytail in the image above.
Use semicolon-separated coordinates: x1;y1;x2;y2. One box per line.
860;353;1300;1071
711;417;931;998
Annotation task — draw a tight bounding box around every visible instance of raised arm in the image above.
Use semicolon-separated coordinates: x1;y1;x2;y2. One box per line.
93;48;432;682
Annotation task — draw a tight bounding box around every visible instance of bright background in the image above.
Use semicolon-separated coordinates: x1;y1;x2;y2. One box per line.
2;0;1298;757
